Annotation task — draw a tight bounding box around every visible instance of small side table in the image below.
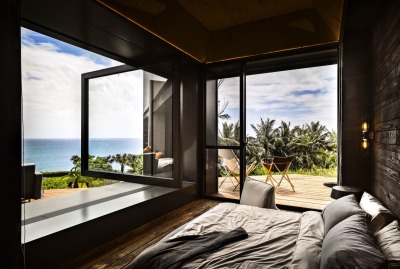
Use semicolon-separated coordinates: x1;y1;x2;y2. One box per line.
330;186;363;202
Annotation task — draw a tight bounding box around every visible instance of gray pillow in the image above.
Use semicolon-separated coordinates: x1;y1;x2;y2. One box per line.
375;220;400;269
322;194;364;234
240;178;278;209
321;213;387;269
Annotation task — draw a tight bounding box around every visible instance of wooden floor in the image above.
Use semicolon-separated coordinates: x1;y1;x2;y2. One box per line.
57;199;220;269
216;174;335;210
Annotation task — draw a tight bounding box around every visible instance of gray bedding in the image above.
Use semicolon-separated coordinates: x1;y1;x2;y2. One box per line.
163;202;324;269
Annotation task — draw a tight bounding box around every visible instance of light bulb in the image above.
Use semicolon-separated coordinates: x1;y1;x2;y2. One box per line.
362;122;368;131
362;140;368;149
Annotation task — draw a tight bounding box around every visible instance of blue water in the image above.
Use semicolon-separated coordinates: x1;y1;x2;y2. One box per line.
22;138;143;172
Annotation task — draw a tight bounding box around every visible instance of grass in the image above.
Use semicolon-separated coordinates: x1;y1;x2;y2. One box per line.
249;164;337;178
43;165;337;190
42;176;119;190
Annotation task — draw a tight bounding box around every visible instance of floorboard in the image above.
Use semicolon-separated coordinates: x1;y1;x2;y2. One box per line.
56;199;220;269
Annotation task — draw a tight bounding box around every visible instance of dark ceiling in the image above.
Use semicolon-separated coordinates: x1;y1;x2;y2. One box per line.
21;0;344;64
98;0;344;63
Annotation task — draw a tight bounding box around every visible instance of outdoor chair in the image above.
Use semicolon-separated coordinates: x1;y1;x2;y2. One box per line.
21;163;43;202
261;156;295;192
218;149;257;191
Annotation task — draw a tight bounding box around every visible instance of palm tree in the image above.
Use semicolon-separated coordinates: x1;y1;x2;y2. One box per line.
250;118;278;161
273;121;296;157
112;153;130;173
291;121;333;169
127;154;143;174
65;155;114;188
218;121;240;146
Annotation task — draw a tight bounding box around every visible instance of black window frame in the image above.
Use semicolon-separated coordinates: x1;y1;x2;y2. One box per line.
81;57;182;188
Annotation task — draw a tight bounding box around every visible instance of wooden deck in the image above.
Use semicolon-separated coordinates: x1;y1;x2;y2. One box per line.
216;174;335;210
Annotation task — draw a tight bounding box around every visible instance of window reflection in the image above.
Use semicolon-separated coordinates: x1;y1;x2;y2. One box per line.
87;67;173;179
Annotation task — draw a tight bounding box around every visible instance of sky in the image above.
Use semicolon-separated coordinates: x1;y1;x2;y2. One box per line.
21;27;144;139
218;64;338;136
22;27;337;139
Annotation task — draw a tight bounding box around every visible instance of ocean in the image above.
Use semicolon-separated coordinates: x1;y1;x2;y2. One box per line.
22;138;143;172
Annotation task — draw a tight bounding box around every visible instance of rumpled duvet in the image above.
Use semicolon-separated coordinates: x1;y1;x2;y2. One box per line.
131;202;324;269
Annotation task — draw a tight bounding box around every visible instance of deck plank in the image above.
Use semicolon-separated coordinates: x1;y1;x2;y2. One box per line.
216;174;335;210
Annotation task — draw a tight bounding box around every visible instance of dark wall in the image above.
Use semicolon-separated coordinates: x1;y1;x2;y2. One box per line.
1;0;23;268
340;1;374;190
180;56;202;183
341;0;400;220
370;1;400;220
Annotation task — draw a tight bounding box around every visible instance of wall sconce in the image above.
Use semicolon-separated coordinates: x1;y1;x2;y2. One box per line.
361;116;374;151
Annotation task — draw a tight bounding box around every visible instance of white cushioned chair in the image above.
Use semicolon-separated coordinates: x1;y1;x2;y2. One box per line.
240;177;278;209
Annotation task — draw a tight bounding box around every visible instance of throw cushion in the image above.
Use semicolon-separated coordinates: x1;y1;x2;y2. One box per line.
155;151;165;159
375;220;400;269
359;191;395;233
143;146;152;153
321;213;387;269
322;194;364;234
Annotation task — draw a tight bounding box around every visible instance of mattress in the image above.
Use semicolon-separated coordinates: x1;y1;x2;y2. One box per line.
130;202;324;269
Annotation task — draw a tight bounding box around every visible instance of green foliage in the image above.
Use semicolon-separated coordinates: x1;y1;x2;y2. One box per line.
63;155;114;188
246;119;337;170
42;176;70;189
126;154;143;174
247;163;264;176
292;166;337;177
244;161;337;178
218;117;338;173
42;176;120;190
44;152;144;189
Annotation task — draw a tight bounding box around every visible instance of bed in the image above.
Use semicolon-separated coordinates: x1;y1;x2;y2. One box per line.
128;179;400;269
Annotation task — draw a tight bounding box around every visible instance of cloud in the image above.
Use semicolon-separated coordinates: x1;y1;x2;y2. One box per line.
88;71;144;138
21;28;147;138
218;65;338;134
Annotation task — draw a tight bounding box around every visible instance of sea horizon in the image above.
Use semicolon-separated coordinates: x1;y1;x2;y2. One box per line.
22;138;143;172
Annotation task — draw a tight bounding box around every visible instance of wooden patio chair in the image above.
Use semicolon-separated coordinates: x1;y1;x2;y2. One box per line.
261;156;295;192
218;149;257;191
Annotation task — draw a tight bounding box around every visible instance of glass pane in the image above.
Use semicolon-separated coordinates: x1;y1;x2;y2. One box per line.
218;77;240;146
218;148;241;192
245;64;338;210
205;79;217;146
88;67;173;179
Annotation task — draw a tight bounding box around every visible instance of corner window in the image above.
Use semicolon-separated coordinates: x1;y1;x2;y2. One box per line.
82;61;180;188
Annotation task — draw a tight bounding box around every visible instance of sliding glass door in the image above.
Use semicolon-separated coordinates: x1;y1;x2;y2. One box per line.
204;49;338;209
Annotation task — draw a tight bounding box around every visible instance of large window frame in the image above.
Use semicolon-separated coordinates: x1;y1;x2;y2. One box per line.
203;47;340;203
81;57;182;188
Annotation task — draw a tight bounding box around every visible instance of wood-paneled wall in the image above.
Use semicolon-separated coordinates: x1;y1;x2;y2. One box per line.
371;1;400;220
341;0;400;221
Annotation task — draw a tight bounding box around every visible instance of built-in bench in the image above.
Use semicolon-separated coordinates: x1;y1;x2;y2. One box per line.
22;181;196;268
